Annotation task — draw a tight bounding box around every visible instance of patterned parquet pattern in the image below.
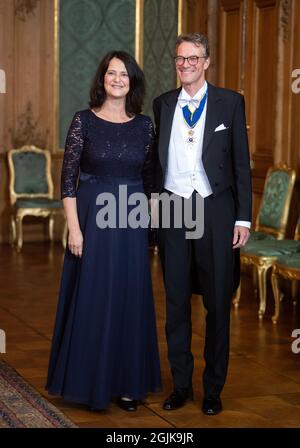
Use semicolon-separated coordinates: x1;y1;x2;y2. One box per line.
0;243;300;428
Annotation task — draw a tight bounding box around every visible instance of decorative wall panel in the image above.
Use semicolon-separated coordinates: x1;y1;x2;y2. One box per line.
143;0;178;117
59;0;135;147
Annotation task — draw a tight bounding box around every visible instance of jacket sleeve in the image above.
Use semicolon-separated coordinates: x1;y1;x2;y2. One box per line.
232;95;252;221
141;118;156;199
61;112;84;199
151;98;161;194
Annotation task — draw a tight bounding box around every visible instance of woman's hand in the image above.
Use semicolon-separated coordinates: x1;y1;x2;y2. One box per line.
68;229;83;257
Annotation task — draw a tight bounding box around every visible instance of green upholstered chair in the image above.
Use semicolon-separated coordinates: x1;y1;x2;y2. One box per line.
233;164;296;310
239;237;300;319
250;164;296;241
8;145;67;251
271;217;300;324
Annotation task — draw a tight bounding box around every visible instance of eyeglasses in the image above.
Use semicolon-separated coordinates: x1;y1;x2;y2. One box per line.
174;55;206;66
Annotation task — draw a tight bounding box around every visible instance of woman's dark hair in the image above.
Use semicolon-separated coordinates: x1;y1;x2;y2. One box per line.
89;51;145;116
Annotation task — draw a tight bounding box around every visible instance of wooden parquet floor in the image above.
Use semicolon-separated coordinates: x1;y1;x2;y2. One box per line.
0;243;300;428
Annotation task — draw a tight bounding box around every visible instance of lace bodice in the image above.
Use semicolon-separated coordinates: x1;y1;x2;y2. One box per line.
61;109;155;198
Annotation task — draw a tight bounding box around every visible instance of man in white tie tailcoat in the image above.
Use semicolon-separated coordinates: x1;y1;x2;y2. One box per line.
152;33;252;415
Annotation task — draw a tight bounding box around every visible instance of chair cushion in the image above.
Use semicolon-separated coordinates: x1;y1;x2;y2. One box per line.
12;152;49;194
276;253;300;269
15;198;63;209
241;239;300;257
248;231;276;242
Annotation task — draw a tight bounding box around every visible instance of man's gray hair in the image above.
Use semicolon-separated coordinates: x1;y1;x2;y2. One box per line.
176;33;210;58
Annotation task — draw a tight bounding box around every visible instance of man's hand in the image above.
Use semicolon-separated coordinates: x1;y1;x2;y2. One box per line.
232;225;250;249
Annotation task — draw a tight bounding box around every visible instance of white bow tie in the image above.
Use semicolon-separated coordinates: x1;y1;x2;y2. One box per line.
178;98;200;109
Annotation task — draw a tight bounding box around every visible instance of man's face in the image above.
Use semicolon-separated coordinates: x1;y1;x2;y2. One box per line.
175;42;210;87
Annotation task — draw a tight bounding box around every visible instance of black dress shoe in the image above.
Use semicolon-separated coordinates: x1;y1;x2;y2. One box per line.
163;388;193;411
116;397;137;412
202;396;223;415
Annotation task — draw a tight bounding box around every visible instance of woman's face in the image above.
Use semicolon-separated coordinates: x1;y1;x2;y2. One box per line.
104;57;130;99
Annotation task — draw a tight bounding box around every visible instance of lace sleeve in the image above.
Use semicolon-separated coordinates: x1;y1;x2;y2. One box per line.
61;112;84;198
142;118;157;199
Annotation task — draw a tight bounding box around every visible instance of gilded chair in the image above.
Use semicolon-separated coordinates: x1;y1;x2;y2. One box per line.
249;164;296;240
271;216;300;324
233;164;296;310
8;145;67;251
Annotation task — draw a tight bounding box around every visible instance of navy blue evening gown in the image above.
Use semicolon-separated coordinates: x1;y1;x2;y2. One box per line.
46;110;162;409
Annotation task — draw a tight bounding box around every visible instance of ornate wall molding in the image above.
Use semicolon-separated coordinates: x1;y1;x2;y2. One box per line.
186;0;198;11
207;0;218;84
10;102;49;148
14;0;40;22
280;0;291;43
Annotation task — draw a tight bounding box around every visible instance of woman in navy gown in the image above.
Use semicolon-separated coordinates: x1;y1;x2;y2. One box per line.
46;51;161;411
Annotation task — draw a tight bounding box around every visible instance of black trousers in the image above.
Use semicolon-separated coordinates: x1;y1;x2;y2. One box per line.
158;188;236;398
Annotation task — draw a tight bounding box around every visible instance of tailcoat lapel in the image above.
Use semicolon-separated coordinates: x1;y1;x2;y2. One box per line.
202;83;223;156
158;88;181;170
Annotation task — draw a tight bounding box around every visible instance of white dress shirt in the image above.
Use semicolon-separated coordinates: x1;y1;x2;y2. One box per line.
164;82;251;229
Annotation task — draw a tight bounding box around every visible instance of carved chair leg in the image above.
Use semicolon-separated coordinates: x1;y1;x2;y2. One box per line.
253;267;258;296
62;219;68;249
257;266;269;319
271;268;281;324
49;214;54;243
232;283;241;307
16;215;24;252
11;216;16;246
291;280;298;306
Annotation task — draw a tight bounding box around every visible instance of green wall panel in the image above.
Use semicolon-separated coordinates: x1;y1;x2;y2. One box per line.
143;0;178;118
59;0;135;148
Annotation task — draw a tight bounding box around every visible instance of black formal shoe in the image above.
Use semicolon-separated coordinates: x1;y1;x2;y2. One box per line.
202;396;223;415
163;388;193;411
116;397;137;412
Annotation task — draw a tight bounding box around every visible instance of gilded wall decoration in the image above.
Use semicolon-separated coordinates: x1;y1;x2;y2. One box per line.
14;0;40;22
280;0;291;42
11;102;49;149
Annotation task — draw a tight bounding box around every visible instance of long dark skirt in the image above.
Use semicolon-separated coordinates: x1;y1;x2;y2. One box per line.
46;175;162;409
